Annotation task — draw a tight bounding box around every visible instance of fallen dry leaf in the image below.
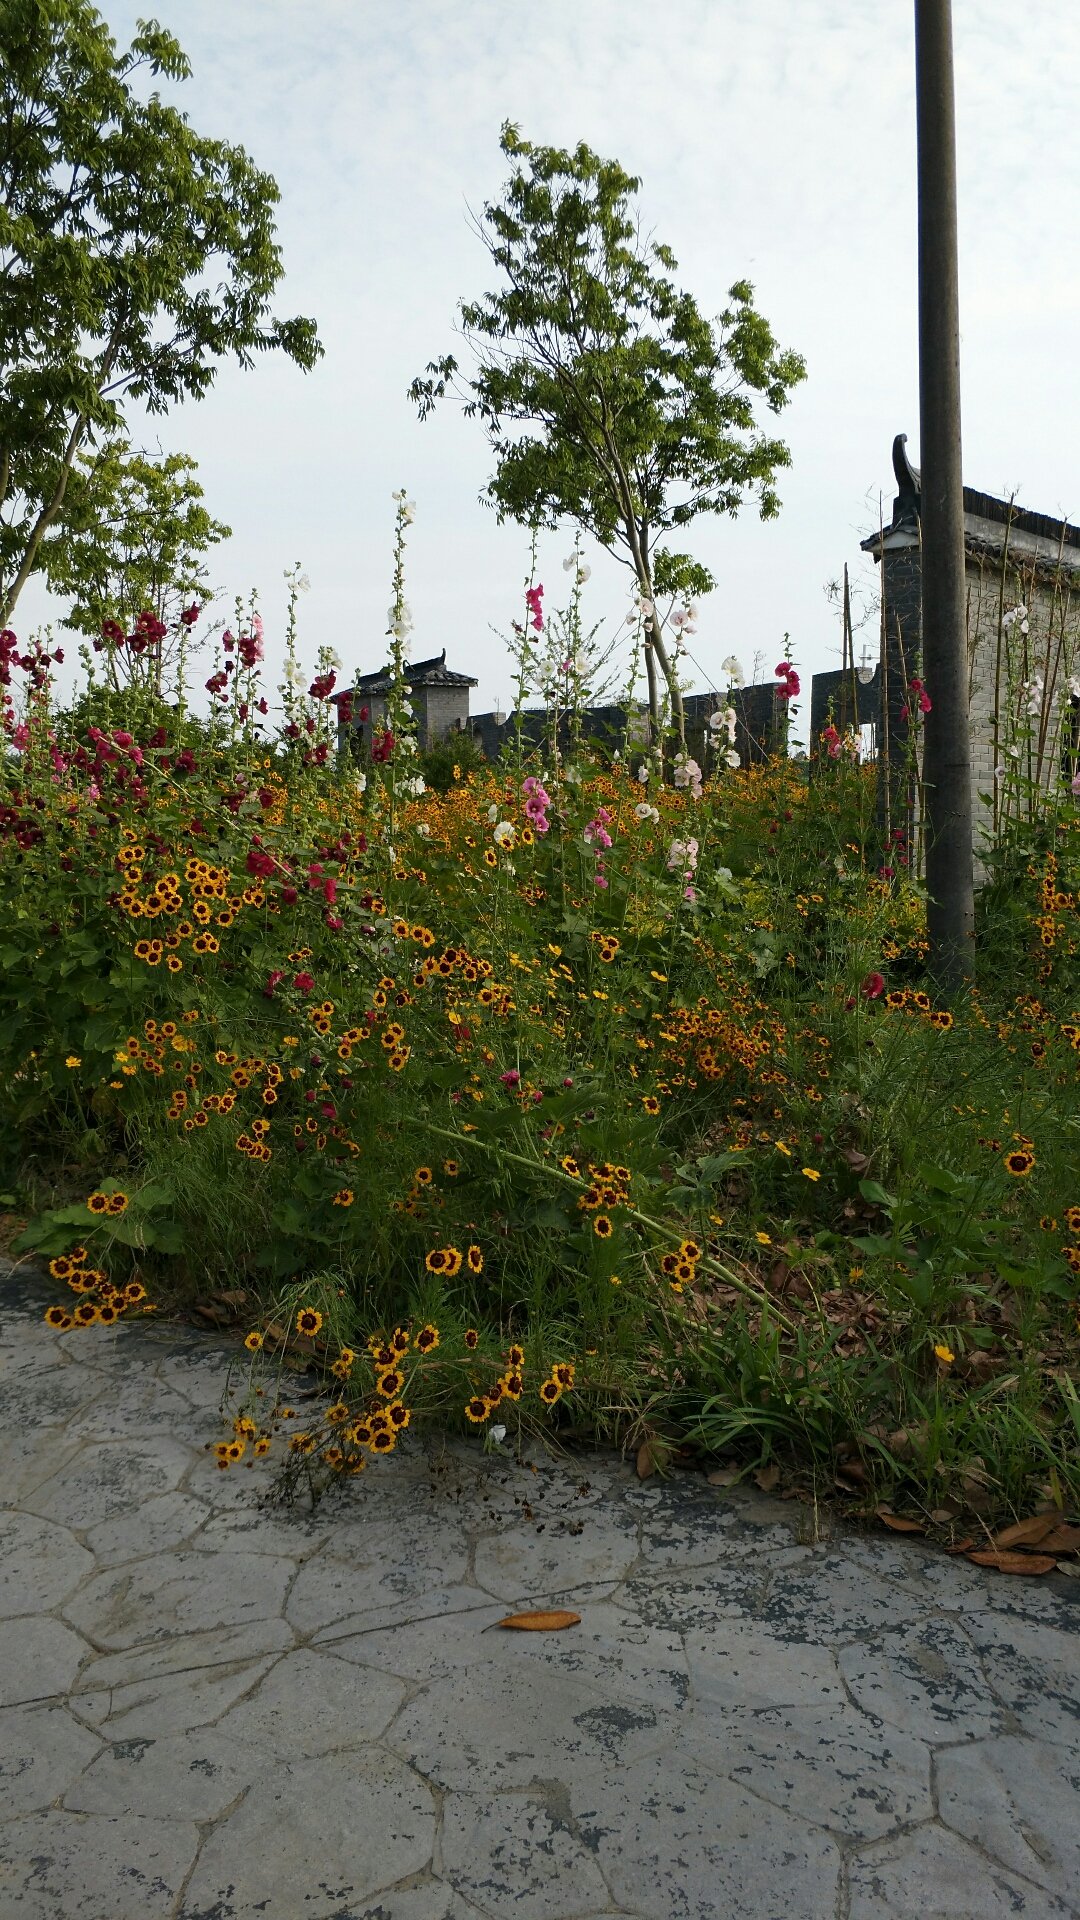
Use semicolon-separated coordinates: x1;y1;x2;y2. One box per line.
707;1466;741;1488
754;1463;780;1493
636;1440;657;1480
1034;1525;1080;1555
876;1507;925;1533
494;1610;581;1632
944;1538;977;1555
965;1550;1057;1576
992;1513;1063;1551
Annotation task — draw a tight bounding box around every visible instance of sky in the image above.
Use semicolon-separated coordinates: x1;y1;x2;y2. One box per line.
14;0;1080;725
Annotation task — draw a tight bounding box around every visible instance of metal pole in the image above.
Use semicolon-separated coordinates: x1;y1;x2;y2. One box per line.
915;0;974;985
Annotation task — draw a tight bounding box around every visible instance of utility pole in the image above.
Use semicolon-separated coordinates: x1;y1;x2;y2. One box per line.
915;0;974;986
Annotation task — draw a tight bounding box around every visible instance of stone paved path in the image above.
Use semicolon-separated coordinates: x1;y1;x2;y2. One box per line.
2;1277;1079;1919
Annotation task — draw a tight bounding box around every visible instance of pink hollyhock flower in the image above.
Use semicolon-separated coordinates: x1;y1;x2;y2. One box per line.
500;1069;521;1087
861;971;885;1000
293;971;315;993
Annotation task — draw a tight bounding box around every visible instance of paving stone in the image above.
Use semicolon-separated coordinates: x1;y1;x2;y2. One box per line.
0;1616;91;1708
0;1349;102;1428
63;1547;297;1651
21;1436;195;1530
213;1646;407;1756
682;1703;932;1839
0;1510;95;1616
936;1736;1080;1902
759;1553;930;1643
316;1582;495;1652
0;1705;102;1816
82;1491;212;1568
472;1506;642;1602
682;1617;847;1711
0;1809;197;1917
389;1661;681;1794
75;1618;295;1694
286;1520;471;1634
95;1657;281;1745
191;1502;331;1556
65;1727;260;1822
179;1750;436;1920
964;1611;1080;1749
343;1885;472;1920
3;1426;86;1505
838;1614;1005;1742
578;1753;841;1920
847;1824;1076;1917
438;1791;611;1918
479;1601;692;1716
63;1372;204;1443
622;1557;771;1629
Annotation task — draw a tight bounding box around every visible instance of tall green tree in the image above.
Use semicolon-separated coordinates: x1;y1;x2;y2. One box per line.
411;122;806;738
0;0;321;626
42;438;230;654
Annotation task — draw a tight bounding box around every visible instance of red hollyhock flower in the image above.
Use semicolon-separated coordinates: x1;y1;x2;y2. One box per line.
861;971;885;999
293;972;315;993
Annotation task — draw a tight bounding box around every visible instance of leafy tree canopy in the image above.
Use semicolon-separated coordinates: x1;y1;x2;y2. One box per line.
42;437;230;638
411;122;806;729
0;0;321;623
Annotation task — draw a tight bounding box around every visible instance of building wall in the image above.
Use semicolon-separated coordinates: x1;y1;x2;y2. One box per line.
418;685;471;749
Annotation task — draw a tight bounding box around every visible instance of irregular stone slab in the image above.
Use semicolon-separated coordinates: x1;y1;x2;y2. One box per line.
342;1886;473;1920
179;1750;436;1920
214;1647;406;1757
2;1427;86;1506
838;1614;1005;1742
82;1492;211;1569
0;1810;197;1918
964;1611;1080;1749
96;1656;282;1745
579;1753;841;1920
286;1520;470;1635
848;1824;1076;1917
64;1373;204;1444
682;1703;932;1839
622;1557;770;1630
22;1437;195;1530
0;1351;102;1429
937;1736;1080;1901
75;1617;295;1693
760;1553;929;1643
389;1662;680;1795
477;1600;692;1716
439;1791;611;1918
64;1547;296;1651
0;1704;101;1816
683;1617;847;1712
0;1511;95;1617
190;1503;330;1557
65;1727;260;1822
0;1616;91;1708
317;1586;501;1664
472;1510;640;1601
154;1347;238;1410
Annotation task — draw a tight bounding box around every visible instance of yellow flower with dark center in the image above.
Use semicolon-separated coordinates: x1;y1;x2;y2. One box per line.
96;1303;121;1325
594;1215;613;1238
387;1402;411;1429
244;1331;264;1352
1003;1149;1035;1177
679;1239;702;1264
506;1344;525;1369
539;1378;562;1405
464;1396;489;1423
1063;1205;1080;1237
501;1371;523;1400
376;1368;405;1398
325;1403;350;1425
86;1192;110;1215
466;1245;484;1273
289;1432;317;1455
425;1248;449;1274
332;1189;354;1207
371;1429;396;1452
642;1095;661;1115
443;1159;459;1177
295;1307;323;1337
443;1246;463;1277
44;1305;73;1330
464;1328;480;1350
348;1420;374;1447
414;1324;440;1353
553;1363;575;1390
414;1166;433;1187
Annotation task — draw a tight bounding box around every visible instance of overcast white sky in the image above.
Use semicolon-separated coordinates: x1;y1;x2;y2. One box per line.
17;0;1080;718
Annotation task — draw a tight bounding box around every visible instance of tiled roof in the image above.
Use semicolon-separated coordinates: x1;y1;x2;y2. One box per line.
332;650;478;700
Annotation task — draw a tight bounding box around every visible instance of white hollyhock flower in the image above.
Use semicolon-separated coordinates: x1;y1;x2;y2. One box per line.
721;655;745;687
493;820;515;849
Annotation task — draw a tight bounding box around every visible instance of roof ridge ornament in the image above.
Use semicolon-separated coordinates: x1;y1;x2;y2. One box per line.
892;432;921;504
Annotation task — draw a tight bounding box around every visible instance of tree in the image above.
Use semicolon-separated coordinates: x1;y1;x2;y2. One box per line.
41;438;230;669
0;0;321;626
410;122;806;739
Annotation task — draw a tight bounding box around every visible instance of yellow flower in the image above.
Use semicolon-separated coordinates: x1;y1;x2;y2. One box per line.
65;1055;82;1068
775;1140;792;1156
934;1343;955;1365
755;1231;772;1246
801;1167;821;1182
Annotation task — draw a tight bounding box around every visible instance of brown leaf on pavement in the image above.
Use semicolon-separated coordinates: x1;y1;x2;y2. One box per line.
965;1550;1057;1575
495;1610;581;1631
876;1507;925;1533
